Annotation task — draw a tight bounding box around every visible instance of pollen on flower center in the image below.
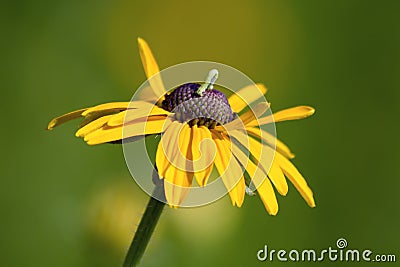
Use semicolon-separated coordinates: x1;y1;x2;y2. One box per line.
161;83;235;128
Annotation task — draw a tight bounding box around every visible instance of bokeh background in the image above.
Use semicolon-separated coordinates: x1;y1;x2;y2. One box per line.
1;0;399;266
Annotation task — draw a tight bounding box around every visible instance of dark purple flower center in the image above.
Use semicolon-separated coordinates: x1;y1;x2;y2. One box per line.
161;83;235;128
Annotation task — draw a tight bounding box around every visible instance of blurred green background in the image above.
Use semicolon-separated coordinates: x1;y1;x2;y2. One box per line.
1;0;399;266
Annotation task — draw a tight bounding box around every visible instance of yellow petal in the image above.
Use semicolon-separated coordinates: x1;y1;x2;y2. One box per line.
156;134;171;179
163;123;193;207
257;176;279;215
268;161;288;196
211;131;245;207
247;106;315;127
79;109;122;128
239;102;270;125
230;142;266;188
76;114;114;137
191;125;215;186
84;116;171;145
229;130;275;175
231;136;287;197
163;169;192;208
159;121;185;164
81;102;132;116
275;152;315;207
135;85;166;103
173;123;192;173
245;127;295;159
138;38;166;100
273;106;315;122
216;102;269;132
228;83;267;113
230;137;278;215
47;108;88;130
155;121;182;177
107;106;170;127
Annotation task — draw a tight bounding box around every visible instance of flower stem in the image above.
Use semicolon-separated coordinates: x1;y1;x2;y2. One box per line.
122;186;165;267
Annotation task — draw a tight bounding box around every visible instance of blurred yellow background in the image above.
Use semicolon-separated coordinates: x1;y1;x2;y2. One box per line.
1;0;399;266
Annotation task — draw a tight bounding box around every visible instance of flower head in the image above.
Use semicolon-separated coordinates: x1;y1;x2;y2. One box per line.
48;38;316;215
162;82;235;126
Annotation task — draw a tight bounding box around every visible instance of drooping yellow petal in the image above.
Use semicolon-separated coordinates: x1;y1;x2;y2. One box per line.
245;127;295;159
228;83;267;113
191;125;215;186
275;152;315;207
155;121;182;178
155;134;171;179
211;131;245;207
163;172;192;208
137;38;166;99
84;116;171;145
163;123;193;207
81;102;132;116
107;106;170;127
229;130;275;175
230;142;265;188
155;143;168;179
268;161;288;196
47;108;88;130
230;139;286;196
215;102;269;132
231;137;278;215
76;115;114;137
160;121;185;165
247;106;315;127
257;176;279;215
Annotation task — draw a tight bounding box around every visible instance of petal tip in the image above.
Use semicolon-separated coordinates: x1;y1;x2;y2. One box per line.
264;202;279;216
265;206;279;216
308;198;316;208
308;107;316;116
85;138;100;145
279;190;288;197
235;201;244;208
255;83;268;94
47;121;55;130
75;130;83;137
168;204;179;209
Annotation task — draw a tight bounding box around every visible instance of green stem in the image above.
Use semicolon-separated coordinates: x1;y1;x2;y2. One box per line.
122;186;165;267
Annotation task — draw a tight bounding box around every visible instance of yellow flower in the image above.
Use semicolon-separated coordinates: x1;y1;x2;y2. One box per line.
48;38;316;215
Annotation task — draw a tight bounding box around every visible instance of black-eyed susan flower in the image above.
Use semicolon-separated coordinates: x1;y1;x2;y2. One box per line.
48;38;315;213
48;38;315;267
